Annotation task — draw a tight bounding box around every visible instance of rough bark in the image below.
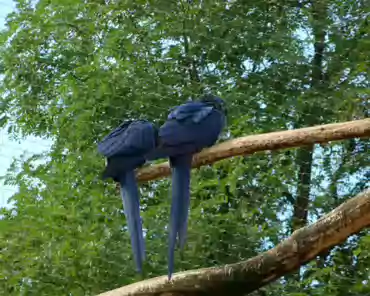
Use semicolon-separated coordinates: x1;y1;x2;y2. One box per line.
98;188;370;296
135;119;370;182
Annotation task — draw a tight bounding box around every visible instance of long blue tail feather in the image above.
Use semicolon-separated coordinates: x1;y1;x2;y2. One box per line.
168;154;192;279
119;170;145;273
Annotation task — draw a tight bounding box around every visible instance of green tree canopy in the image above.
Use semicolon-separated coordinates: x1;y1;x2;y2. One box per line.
0;0;368;295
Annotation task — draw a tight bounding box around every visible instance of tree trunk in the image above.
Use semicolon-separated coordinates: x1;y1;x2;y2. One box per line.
290;0;328;281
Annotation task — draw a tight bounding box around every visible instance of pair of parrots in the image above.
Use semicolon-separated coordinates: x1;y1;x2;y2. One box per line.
97;94;226;279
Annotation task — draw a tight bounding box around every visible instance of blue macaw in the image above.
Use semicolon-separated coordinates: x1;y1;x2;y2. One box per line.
147;94;227;279
97;120;158;273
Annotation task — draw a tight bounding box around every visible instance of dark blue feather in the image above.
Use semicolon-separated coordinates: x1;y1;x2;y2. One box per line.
168;155;192;278
119;171;145;273
98;120;158;273
98;120;157;159
149;95;226;279
168;102;210;121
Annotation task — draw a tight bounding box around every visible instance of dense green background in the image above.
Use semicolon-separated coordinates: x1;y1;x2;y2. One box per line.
0;0;369;295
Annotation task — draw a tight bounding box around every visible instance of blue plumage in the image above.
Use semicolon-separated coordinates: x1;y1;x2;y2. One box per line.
98;120;158;273
168;154;192;278
148;94;226;279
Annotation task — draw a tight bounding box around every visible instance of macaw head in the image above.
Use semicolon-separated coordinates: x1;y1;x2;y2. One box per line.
200;94;227;116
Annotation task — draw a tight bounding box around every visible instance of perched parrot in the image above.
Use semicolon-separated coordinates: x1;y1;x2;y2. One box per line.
147;94;227;279
97;120;158;273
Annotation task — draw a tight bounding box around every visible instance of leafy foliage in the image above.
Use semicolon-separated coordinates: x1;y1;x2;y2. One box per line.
0;0;369;295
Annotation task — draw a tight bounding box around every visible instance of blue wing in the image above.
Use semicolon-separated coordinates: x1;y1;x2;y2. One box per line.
98;120;157;159
158;103;225;156
167;102;213;122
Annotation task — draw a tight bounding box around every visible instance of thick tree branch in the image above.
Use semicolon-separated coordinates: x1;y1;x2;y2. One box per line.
98;188;370;296
136;118;370;182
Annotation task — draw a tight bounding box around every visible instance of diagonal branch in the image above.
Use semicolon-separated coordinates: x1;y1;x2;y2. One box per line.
98;188;370;296
136;118;370;182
